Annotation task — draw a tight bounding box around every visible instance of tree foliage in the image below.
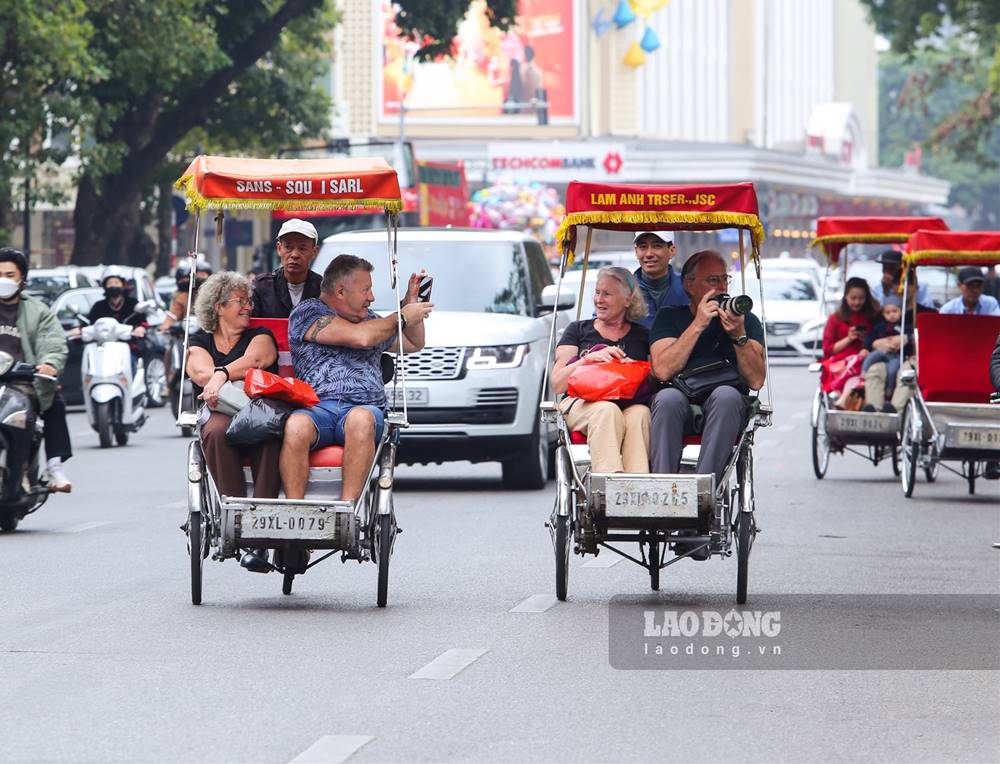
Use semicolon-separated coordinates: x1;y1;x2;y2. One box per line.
860;0;999;156
879;42;999;228
394;0;517;60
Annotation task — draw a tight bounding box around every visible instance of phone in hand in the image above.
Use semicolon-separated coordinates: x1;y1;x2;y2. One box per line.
417;276;433;303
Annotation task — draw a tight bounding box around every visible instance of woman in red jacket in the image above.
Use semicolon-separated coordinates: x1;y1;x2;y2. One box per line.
822;276;879;361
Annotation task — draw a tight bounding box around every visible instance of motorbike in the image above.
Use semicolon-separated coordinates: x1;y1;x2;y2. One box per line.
0;352;57;532
143;313;169;408
165;316;197;437
77;301;156;448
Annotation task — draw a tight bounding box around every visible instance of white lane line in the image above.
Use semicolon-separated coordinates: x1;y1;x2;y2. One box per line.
158;500;187;510
776;424;795;432
583;555;622;568
509;594;558;613
791;411;808;419
288;735;374;764
408;648;488;680
60;521;111;533
72;430;91;439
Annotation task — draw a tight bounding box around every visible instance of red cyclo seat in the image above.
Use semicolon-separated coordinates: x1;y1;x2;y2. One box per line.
248;317;294;376
570;431;702;446
241;446;344;469
916;314;1000;404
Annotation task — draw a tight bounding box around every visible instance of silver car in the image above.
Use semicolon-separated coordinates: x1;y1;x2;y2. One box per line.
316;228;562;489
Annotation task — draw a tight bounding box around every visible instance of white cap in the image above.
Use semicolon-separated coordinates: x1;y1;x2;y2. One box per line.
633;231;672;244
277;218;318;241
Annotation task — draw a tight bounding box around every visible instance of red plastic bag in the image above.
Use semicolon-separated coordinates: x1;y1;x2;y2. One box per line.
567;360;652;402
820;353;863;394
243;369;319;408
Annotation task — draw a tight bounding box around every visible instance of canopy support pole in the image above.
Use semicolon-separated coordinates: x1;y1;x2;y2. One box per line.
541;244;570;405
175;214;201;426
575;227;593;322
387;213;407;424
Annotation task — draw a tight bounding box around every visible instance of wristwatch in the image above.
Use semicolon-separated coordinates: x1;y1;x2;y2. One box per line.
214;365;230;380
734;335;749;347
397;311;408;331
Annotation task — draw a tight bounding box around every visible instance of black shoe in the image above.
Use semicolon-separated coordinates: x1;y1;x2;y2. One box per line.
984;461;1000;480
862;404;877;412
240;548;270;573
673;531;709;561
882;403;897;414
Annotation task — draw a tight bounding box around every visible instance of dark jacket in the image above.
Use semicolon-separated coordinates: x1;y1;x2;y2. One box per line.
864;319;900;350
252;268;322;318
991;333;1000;392
88;297;145;328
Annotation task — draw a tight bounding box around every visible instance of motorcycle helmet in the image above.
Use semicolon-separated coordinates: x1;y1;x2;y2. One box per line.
175;261;192;290
100;265;128;289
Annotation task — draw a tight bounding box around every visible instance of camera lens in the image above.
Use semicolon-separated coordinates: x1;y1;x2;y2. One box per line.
713;293;754;315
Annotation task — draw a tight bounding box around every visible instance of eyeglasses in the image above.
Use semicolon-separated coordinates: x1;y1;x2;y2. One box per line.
222;298;252;308
703;275;732;287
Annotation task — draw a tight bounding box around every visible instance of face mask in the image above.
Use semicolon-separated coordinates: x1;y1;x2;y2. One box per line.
0;278;20;300
195;278;208;289
105;286;124;299
177;280;190;291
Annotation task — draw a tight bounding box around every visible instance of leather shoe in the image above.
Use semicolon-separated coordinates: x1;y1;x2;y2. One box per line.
673;531;709;561
240;548;270;573
984;461;1000;480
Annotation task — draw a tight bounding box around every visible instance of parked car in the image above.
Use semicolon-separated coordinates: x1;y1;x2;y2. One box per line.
740;271;824;355
25;267;95;305
565;250;636;273
316;228;562;489
50;287;105;405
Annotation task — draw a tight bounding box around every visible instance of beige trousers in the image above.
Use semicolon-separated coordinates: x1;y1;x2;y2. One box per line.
559;397;650;473
864;358;915;410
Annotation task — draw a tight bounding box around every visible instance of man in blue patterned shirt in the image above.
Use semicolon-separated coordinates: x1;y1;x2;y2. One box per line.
284;255;433;501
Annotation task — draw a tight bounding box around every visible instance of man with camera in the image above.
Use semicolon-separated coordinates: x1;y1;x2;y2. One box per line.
648;249;765;488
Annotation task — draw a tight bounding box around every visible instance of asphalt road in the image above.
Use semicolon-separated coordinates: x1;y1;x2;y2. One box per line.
1;363;997;763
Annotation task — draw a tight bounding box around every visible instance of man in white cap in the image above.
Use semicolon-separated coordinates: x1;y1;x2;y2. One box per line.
252;218;323;318
632;231;688;329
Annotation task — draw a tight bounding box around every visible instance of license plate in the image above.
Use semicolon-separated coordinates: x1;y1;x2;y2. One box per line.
834;414;896;434
605;478;699;518
386;386;429;407
951;427;1000;450
239;506;340;540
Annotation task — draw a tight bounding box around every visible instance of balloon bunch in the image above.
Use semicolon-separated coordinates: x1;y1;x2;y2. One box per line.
593;0;669;68
469;180;566;247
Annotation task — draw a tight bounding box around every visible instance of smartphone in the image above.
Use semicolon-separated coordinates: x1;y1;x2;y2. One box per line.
417;276;433;303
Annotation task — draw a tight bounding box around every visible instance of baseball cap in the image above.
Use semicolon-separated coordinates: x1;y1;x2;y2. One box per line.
957;266;985;285
633;231;673;245
277;218;318;241
876;249;902;266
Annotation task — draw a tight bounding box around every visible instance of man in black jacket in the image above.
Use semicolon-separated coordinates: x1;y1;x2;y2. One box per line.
252;218;323;318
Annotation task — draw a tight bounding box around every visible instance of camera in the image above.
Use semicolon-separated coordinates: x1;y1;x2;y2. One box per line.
713;293;753;315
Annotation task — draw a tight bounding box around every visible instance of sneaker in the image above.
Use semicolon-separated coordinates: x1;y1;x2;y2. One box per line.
861;404;877;413
984;461;1000;480
882;403;897;414
46;459;72;493
672;531;709;561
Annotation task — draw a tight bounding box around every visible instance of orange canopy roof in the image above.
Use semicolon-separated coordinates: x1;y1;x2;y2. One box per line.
175;155;402;213
809;216;948;263
904;229;1000;268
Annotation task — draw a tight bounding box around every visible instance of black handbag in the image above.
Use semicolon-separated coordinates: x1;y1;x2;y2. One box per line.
224;398;294;447
669;360;744;403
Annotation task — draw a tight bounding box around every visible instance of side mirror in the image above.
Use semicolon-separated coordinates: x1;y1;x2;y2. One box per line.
899;368;917;387
808;362;823;373
135;299;156;314
67;304;80;316
540;284;576;313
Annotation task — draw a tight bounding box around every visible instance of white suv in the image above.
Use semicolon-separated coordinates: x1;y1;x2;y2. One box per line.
316;228;562;489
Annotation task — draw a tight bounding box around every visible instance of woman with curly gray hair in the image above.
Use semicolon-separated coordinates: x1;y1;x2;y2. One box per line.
187;272;282;569
549;267;654;473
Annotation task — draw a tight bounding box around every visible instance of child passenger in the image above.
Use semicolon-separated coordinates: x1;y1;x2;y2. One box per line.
861;294;904;412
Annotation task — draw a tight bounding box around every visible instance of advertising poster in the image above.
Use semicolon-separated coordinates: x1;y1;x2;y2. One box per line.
380;0;578;124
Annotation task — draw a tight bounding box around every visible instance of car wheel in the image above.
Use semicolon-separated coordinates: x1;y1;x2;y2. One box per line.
501;419;548;490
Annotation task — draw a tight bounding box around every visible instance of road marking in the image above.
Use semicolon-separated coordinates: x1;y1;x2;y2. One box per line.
60;521;111;533
72;430;91;438
791;411;808;419
509;594;557;613
583;555;622;568
776;424;795;432
159;500;187;510
409;648;488;680
288;735;373;764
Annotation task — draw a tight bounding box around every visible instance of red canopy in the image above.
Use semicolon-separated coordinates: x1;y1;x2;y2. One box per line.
903;229;1000;268
810;216;948;263
175;155;402;213
555;181;764;255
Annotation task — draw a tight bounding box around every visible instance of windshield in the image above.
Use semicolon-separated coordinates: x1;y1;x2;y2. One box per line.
743;277;818;301
26;275;71;304
317;240;530;315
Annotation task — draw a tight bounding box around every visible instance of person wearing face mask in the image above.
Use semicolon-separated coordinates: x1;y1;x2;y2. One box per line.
160;258;213;332
252;218;323;318
0;248;72;491
87;267;150;374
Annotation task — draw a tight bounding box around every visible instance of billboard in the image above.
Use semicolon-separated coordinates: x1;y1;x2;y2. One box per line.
379;0;578;125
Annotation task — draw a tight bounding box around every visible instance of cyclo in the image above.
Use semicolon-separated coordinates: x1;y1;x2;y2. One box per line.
896;229;1000;497
542;181;772;604
175;155;411;606
807;216;948;479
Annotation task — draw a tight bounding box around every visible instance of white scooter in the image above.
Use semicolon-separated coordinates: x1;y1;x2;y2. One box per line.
78;301;155;448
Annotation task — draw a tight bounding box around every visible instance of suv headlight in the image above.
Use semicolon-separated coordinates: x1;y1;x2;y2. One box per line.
466;344;529;370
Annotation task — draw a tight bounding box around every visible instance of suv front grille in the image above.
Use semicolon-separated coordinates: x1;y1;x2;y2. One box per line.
398;347;465;380
767;322;800;336
406;387;519;426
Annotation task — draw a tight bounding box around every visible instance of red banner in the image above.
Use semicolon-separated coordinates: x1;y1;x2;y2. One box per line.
176;155;402;212
811;216;948;263
904;229;1000;267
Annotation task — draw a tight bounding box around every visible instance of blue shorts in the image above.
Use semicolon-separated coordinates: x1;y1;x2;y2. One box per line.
297;400;385;450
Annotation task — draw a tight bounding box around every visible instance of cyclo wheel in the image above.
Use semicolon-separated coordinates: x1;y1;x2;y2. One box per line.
924;460;939;483
188;510;203;606
811;391;829;479
554;514;570;601
647;535;660;592
735;446;756;605
900;401;918;498
375;513;394;608
282;568;294;595
966;461;976;495
891;446;901;477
